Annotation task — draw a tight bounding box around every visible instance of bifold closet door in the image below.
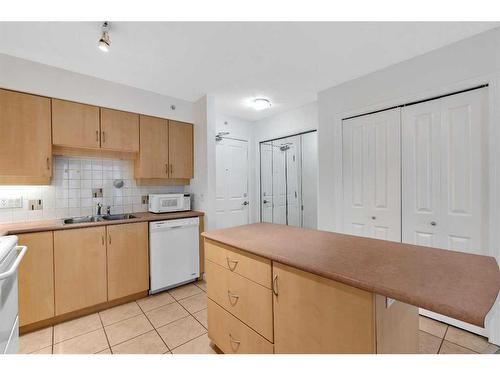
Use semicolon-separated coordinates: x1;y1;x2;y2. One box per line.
342;108;401;242
402;88;487;255
272;141;287;225
285;137;302;227
260;142;274;223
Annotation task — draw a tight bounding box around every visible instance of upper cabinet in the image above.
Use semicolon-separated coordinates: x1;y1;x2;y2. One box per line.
169;120;194;179
52;99;100;149
0;89;52;184
100;108;140;152
135;115;169;179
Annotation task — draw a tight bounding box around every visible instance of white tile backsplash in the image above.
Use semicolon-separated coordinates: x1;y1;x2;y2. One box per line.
0;156;186;224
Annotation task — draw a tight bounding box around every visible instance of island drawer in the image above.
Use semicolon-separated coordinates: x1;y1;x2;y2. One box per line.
205;239;271;288
207;299;274;354
206;259;273;341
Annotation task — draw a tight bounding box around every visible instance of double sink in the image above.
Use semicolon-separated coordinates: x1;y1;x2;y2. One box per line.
63;213;136;225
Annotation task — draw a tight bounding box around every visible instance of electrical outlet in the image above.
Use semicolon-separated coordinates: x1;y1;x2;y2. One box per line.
28;199;43;211
92;188;103;198
141;195;149;205
0;197;23;209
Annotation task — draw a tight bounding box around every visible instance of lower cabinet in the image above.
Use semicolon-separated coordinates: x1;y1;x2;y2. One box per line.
54;226;108;315
18;232;55;326
107;222;149;300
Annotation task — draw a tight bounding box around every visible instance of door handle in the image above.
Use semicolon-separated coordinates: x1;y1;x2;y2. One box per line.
242;201;249;206
263;200;269;204
430;221;437;226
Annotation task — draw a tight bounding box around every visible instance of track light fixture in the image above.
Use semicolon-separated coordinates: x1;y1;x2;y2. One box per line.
98;22;110;52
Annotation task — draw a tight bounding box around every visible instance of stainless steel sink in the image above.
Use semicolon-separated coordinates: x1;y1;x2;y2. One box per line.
102;213;137;221
63;216;104;225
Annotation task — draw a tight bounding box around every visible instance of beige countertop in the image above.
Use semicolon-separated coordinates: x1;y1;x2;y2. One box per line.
202;223;500;328
0;210;204;236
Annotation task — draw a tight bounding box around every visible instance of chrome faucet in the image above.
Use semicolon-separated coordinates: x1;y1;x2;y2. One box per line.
96;202;102;216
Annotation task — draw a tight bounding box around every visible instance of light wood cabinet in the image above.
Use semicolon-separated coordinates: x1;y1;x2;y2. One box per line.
52;99;100;149
106;222;149;300
135;115;169;179
168;120;193;179
272;262;375;353
0;89;52;184
208;299;274;354
18;232;55;327
206;260;273;341
54;227;108;315
100;108;139;152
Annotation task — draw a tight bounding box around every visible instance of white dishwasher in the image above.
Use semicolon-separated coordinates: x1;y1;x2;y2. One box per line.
149;217;200;294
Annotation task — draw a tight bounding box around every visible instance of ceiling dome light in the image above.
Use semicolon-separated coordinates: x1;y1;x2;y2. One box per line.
98;22;110;52
251;98;272;111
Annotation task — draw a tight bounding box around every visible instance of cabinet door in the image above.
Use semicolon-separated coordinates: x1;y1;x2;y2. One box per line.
18;232;55;327
54;227;107;315
52;99;100;149
107;222;149;300
342;108;401;242
0;89;52;182
135;115;169;178
168;120;193;179
100;108;139;152
273;262;375;353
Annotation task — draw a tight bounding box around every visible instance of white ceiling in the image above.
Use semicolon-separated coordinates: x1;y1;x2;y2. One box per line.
0;22;498;121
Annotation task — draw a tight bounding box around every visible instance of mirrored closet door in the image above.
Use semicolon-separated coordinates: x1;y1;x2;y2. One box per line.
260;131;317;229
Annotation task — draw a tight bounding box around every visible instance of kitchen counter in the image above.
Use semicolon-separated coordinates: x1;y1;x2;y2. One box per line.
0;210;205;236
202;223;500;328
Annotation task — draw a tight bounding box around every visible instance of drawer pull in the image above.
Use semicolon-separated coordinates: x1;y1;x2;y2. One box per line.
227;290;239;305
226;257;239;271
229;333;241;351
272;274;279;296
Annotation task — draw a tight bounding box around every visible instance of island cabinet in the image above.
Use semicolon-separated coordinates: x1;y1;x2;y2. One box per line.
17;232;55;327
0;89;52;184
204;239;419;354
53;226;108;315
106;222;149;300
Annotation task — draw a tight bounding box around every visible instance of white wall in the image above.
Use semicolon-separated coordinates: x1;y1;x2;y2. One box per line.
0;53;194;122
317;26;500;344
251;102;318;223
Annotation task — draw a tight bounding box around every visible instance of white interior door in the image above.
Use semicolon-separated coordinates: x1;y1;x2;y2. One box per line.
342;108;401;242
215;138;249;229
301;132;318;229
260;142;274;223
402;88;489;335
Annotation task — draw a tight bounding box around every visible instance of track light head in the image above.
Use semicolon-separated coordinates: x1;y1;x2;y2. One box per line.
98;22;110;52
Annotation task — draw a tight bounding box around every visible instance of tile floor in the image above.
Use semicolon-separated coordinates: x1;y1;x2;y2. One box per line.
19;280;499;354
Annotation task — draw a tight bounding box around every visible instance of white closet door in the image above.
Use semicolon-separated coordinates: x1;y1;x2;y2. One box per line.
401;100;441;247
260;142;274;223
215;139;249;229
301;132;318;229
402;88;488;335
342;108;401;242
286;136;302;227
272;141;287;225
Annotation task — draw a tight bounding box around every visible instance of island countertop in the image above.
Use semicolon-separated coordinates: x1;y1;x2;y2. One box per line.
202;223;500;328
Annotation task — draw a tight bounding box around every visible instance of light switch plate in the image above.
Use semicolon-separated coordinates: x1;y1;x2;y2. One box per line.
0;197;23;209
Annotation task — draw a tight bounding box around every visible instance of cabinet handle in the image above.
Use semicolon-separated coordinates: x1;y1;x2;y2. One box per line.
101;234;104;246
108;234;112;245
96;130;99;142
227;290;239;305
272;274;279;296
165;163;168;176
170;164;173;175
229;333;241;346
102;131;106;143
226;257;238;271
46;157;50;170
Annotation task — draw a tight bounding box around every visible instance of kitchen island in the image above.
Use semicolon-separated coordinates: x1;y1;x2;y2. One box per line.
202;223;500;354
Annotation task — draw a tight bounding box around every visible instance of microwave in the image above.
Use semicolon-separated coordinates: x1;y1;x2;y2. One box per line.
148;194;191;213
